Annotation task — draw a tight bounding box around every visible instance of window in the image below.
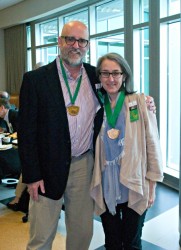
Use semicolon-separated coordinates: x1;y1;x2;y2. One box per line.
36;46;58;65
26;25;32;71
89;34;124;66
26;25;31;47
96;0;124;33
27;49;32;71
35;19;58;46
64;9;88;26
160;0;181;18
133;28;149;94
160;21;180;175
133;0;149;25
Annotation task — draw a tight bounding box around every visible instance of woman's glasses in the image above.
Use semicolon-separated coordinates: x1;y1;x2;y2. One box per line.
99;71;123;79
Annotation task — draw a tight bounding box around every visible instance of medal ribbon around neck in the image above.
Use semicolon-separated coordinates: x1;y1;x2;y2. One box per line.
60;59;82;105
60;60;82;116
104;91;125;128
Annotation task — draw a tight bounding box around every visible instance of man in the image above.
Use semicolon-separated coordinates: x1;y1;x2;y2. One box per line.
18;21;103;250
0;91;18;133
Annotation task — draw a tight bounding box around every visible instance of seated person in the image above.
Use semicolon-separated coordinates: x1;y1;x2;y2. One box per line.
0;91;18;133
7;174;27;211
5;64;44;210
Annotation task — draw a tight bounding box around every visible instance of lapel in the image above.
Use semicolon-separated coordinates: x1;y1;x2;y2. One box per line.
44;60;65;107
42;60;70;134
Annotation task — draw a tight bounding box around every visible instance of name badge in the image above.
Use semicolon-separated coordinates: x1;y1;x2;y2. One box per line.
129;101;139;122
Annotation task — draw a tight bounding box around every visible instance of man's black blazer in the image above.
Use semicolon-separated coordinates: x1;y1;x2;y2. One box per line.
18;59;103;200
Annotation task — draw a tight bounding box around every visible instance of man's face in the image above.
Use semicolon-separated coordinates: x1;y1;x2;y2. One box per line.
0;105;5;118
58;23;89;67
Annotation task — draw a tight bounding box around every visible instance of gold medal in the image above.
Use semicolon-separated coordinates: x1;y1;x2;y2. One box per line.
67;105;80;116
107;128;120;139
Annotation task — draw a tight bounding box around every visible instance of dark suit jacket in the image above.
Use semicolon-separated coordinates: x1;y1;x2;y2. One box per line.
18;60;103;200
0;109;18;133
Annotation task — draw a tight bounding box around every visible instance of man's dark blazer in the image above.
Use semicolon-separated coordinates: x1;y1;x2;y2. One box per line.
0;109;18;133
18;59;103;200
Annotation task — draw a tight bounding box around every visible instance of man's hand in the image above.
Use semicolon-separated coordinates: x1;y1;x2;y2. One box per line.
145;96;156;113
27;180;45;201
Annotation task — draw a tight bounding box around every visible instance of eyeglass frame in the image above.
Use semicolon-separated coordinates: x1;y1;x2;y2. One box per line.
99;71;123;79
61;36;89;48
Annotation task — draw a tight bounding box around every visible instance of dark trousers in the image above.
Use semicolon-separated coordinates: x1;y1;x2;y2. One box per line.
100;202;147;250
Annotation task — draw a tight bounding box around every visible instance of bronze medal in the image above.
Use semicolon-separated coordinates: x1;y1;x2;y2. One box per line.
67;105;79;116
107;128;120;139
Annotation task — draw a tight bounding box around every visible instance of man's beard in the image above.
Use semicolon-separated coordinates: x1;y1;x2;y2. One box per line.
61;48;86;67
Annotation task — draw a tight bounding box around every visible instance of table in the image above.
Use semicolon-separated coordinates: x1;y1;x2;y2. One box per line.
0;145;21;180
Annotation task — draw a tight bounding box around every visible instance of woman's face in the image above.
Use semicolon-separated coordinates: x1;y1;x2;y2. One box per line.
99;59;125;98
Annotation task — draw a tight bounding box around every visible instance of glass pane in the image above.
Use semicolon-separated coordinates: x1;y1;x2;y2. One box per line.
35;19;58;46
133;0;149;25
64;10;88;26
36;46;58;65
133;28;149;94
160;0;180;18
90;34;124;66
27;49;32;71
160;24;167;169
26;25;31;48
160;21;180;172
167;22;180;171
96;0;124;33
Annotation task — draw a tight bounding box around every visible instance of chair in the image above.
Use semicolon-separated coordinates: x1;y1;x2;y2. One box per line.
9;94;19;109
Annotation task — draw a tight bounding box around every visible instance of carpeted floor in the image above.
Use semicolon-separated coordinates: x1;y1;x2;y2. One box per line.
0;211;66;250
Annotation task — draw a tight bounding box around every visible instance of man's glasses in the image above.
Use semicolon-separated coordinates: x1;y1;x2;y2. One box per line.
99;71;123;79
61;36;89;48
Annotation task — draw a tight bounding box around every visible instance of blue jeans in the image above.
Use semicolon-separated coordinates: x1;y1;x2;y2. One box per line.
100;202;147;250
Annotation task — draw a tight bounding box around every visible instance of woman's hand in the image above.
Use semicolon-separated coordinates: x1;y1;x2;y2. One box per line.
148;180;156;208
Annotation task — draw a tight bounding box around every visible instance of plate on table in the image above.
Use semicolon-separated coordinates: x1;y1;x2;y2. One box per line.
0;144;12;150
12;139;18;145
1;178;19;185
0;134;5;139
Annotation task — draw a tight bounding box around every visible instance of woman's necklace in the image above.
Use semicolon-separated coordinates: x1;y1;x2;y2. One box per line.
104;91;125;139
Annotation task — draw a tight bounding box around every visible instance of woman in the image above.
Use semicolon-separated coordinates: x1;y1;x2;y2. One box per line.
90;53;163;250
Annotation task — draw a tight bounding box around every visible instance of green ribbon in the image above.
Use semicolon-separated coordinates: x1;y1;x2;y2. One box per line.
104;91;125;128
60;59;82;105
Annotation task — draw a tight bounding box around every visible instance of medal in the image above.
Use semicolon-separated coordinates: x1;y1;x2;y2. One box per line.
104;92;125;139
67;105;80;116
60;59;82;116
107;128;120;139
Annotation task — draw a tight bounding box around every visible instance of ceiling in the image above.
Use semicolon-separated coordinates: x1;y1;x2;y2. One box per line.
0;0;24;11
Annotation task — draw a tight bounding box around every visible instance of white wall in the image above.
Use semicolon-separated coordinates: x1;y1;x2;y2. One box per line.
0;0;85;89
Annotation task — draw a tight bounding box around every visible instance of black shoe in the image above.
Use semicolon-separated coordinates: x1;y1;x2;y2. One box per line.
7;202;19;211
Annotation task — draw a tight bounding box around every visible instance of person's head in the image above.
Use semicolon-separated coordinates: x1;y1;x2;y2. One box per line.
58;21;89;67
0;95;11;118
96;53;134;97
0;91;10;101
